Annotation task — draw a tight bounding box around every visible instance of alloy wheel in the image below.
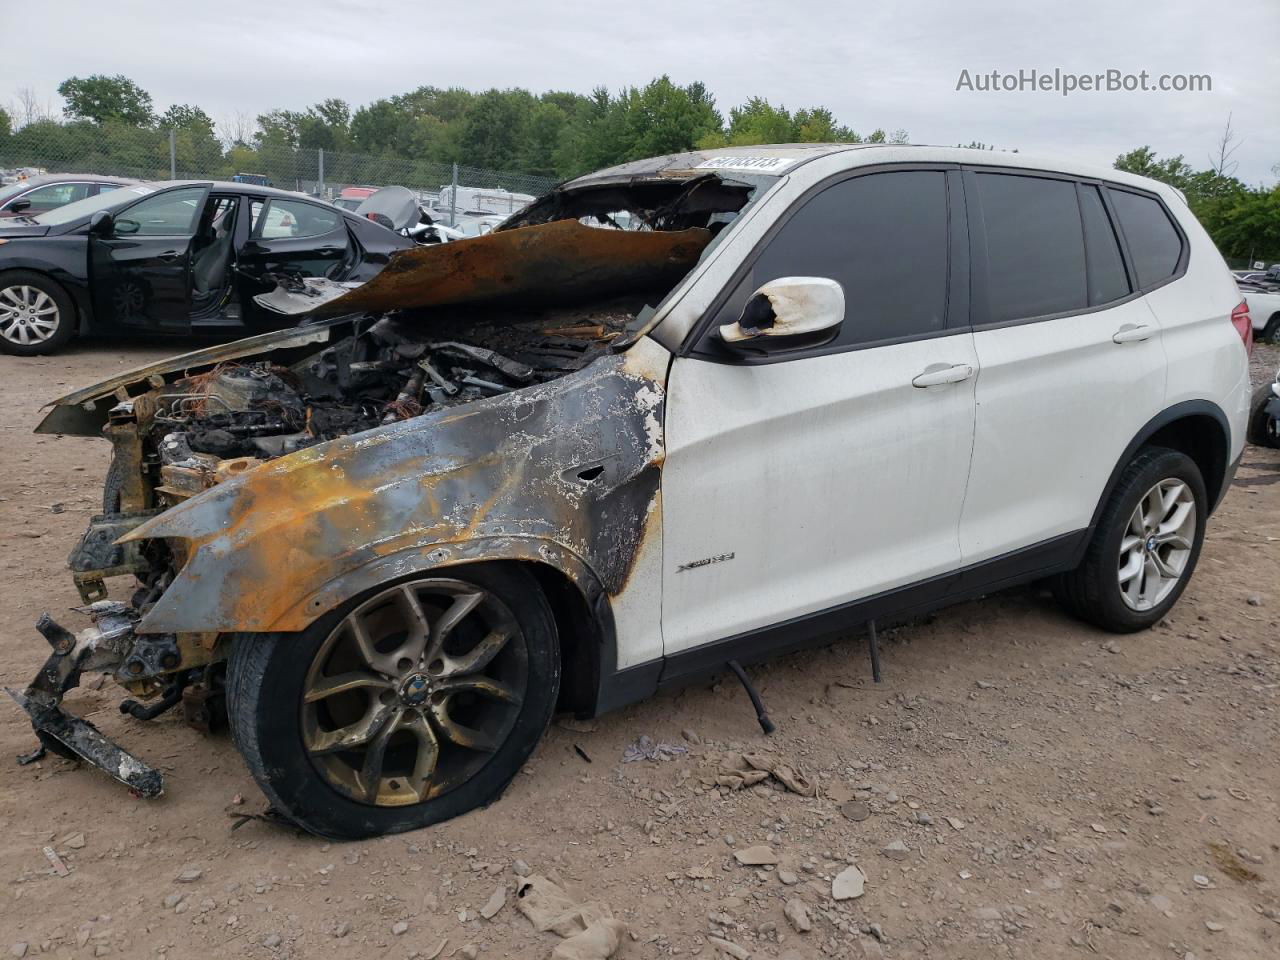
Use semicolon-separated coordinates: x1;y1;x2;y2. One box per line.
0;285;60;346
301;578;528;807
1117;478;1196;612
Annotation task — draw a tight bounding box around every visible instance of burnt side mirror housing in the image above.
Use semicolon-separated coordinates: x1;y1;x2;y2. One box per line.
88;210;115;237
718;276;845;351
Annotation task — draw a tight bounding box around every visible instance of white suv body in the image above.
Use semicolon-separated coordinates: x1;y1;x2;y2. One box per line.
18;144;1250;838
642;145;1250;668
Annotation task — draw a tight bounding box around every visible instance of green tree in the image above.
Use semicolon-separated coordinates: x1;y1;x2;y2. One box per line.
160;103;215;136
458;89;536;170
1113;146;1194;189
0;107;11;140
58;74;154;125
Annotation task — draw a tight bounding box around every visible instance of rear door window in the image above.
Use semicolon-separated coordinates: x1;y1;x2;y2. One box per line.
974;173;1087;323
252;198;341;240
1078;185;1131;305
1107;188;1183;289
714;170;951;349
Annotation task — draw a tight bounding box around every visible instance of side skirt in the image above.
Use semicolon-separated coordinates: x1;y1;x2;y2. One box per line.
592;530;1088;715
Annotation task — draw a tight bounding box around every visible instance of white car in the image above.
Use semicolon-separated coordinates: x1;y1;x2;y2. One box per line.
15;144;1252;838
1241;285;1280;342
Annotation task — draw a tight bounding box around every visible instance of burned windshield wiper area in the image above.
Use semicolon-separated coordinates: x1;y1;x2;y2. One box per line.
500;174;756;232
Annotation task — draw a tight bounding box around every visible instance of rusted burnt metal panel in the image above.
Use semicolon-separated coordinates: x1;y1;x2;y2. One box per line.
264;220;710;319
122;342;669;635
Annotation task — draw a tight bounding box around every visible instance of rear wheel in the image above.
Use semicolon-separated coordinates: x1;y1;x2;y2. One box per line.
0;271;75;355
1260;313;1280;344
1054;447;1206;632
228;564;559;839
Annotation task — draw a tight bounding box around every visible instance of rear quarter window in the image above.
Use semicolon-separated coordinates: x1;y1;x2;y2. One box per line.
1106;188;1183;289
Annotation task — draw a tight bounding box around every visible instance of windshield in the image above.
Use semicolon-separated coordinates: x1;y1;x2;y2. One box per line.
33;183;161;226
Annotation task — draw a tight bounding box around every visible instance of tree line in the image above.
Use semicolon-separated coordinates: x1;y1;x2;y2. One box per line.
1;74;1274;262
0;73;906;187
1113;130;1280;266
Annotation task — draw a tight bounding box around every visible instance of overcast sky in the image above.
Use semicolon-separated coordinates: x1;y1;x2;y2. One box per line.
11;0;1279;184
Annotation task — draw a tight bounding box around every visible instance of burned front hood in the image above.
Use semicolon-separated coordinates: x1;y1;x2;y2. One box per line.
254;218;709;318
121;337;670;635
35;320;352;437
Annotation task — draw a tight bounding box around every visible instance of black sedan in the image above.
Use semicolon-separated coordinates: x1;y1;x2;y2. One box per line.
0;174;136;218
0;180;414;355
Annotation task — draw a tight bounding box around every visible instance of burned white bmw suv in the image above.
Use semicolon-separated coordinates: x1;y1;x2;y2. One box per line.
11;145;1251;838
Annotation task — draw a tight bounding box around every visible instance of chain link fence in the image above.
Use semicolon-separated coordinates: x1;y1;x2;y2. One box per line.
0;122;559;211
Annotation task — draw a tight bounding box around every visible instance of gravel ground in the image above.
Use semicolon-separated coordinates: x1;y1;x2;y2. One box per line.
0;337;1277;960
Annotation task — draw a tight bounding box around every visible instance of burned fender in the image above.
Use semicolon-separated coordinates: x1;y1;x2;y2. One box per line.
121;338;669;635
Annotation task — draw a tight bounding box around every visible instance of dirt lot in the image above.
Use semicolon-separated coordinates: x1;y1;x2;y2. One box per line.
1;338;1277;960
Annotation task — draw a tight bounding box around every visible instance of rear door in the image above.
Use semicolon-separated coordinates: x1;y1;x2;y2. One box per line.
235;196;353;323
956;169;1167;564
89;184;209;331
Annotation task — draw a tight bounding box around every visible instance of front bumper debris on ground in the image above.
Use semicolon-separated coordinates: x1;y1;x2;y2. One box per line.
6;604;164;797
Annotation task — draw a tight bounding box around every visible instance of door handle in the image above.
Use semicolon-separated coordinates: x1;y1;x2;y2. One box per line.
1112;323;1153;344
156;251;181;263
912;363;974;388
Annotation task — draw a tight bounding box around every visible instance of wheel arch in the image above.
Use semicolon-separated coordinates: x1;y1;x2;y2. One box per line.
277;537;617;718
1089;401;1232;541
0;265;86;333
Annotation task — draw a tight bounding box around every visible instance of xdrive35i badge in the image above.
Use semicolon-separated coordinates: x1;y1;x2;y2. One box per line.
677;552;735;573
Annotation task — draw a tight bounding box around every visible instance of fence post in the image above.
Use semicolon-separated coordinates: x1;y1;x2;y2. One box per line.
168;129;176;179
318;148;325;198
450;162;459;227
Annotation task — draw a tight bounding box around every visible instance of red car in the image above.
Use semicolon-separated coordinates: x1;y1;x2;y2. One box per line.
0;174;136;218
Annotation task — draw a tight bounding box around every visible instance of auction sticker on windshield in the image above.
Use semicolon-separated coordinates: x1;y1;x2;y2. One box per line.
695;156;798;172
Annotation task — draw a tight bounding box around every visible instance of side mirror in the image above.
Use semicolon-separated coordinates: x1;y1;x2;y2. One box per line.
9;198;31;214
112;217;140;236
719;277;844;349
89;210;115;237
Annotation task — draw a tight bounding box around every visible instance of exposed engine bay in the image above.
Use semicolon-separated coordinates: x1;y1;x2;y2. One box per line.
149;301;641;480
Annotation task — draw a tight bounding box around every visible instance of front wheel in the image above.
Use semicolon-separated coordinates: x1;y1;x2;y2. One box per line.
1054;447;1206;633
0;271;76;355
227;564;559;839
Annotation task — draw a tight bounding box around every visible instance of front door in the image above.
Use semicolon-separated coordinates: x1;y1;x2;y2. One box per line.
660;168;978;657
90;185;209;331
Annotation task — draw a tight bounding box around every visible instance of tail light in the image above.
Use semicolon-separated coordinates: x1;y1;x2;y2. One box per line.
1231;301;1253;357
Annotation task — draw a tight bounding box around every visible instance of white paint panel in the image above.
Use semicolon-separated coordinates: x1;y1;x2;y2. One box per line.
661;334;978;654
959;297;1166;561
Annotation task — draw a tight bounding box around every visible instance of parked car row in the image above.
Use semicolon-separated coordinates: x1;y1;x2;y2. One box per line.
0;179;415;354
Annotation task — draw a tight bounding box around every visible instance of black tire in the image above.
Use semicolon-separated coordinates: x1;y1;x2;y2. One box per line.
1260;313;1280;344
0;270;76;355
1054;447;1206;633
227;563;559;839
1247;383;1280;448
103;455;126;513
